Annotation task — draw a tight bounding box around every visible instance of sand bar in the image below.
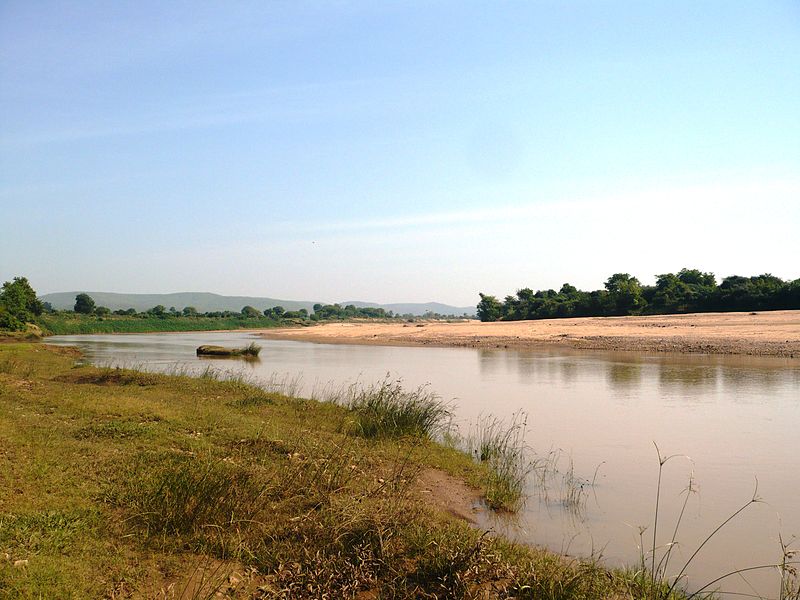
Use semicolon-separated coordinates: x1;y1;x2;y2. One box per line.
259;310;800;358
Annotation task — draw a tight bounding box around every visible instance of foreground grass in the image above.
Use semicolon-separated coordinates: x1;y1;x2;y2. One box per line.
0;343;678;599
36;314;284;335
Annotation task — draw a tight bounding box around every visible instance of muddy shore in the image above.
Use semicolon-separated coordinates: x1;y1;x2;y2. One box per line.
259;310;800;358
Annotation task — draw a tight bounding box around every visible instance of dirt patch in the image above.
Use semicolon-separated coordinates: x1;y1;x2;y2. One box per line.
258;310;800;358
414;468;485;524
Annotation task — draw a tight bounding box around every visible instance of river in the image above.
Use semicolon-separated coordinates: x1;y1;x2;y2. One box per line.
45;331;800;598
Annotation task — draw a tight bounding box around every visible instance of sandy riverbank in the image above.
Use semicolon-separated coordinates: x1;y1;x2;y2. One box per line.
259;310;800;358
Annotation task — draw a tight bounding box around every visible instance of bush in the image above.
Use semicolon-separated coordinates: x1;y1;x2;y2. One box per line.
0;307;24;331
0;276;43;324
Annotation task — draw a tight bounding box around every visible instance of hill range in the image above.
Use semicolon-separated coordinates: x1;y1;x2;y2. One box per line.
41;291;476;317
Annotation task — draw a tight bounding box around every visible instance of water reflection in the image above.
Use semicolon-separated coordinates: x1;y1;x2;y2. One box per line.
605;363;643;390
658;364;719;395
479;347;800;404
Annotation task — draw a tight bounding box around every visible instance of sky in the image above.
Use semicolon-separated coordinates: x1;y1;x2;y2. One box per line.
1;1;799;306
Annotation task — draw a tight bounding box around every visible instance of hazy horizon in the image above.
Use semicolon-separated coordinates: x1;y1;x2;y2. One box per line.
2;2;798;305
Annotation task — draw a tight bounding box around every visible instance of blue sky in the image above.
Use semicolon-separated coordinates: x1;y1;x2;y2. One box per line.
1;1;798;305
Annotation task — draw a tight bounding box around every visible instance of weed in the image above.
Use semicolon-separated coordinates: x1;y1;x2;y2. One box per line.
631;443;800;600
779;535;800;600
345;377;452;439
465;412;533;511
116;454;267;536
241;342;261;356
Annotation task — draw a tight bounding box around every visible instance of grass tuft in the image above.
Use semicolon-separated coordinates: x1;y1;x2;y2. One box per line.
115;454;264;536
344;377;452;439
465;412;533;511
241;342;261;356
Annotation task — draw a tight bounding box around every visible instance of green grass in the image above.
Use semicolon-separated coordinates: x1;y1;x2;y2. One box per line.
0;342;690;599
343;377;452;439
459;412;533;512
36;313;282;335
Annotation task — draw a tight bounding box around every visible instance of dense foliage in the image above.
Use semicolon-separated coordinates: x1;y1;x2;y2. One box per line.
73;293;96;314
310;303;394;320
0;277;44;330
477;269;800;322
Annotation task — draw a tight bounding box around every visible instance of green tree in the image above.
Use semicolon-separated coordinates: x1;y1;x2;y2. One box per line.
95;306;111;316
0;307;24;331
652;273;691;312
1;277;43;322
182;306;198;317
272;306;285;317
74;293;96;314
241;305;261;318
604;273;645;315
148;305;166;316
477;293;502;322
677;268;716;287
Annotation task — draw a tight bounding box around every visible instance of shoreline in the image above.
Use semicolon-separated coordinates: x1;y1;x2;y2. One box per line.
257;310;800;359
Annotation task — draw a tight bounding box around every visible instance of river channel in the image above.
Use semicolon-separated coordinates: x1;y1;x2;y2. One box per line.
45;331;800;598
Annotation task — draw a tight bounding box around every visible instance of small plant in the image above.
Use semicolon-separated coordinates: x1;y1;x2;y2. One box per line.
466;412;533;511
345;377;451;439
241;342;261;356
779;535;800;600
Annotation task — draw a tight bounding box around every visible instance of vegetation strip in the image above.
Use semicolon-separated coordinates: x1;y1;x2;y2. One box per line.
477;268;800;322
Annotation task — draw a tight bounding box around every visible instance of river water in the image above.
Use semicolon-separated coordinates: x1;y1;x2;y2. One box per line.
46;331;800;598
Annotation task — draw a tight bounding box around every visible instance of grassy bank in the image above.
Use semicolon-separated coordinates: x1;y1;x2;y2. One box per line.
36;314;284;336
0;343;679;599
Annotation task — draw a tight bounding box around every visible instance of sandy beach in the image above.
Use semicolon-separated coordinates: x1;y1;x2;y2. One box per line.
259;310;800;358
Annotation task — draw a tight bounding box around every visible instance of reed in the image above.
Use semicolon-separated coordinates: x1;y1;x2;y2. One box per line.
465;412;533;511
344;377;452;439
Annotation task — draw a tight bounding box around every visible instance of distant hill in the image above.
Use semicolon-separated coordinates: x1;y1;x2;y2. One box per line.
41;291;477;317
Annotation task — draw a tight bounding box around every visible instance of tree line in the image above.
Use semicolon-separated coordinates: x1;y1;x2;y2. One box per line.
477;269;800;322
1;278;464;332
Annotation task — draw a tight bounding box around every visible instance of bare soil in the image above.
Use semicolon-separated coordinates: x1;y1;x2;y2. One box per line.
414;468;485;524
259;310;800;358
